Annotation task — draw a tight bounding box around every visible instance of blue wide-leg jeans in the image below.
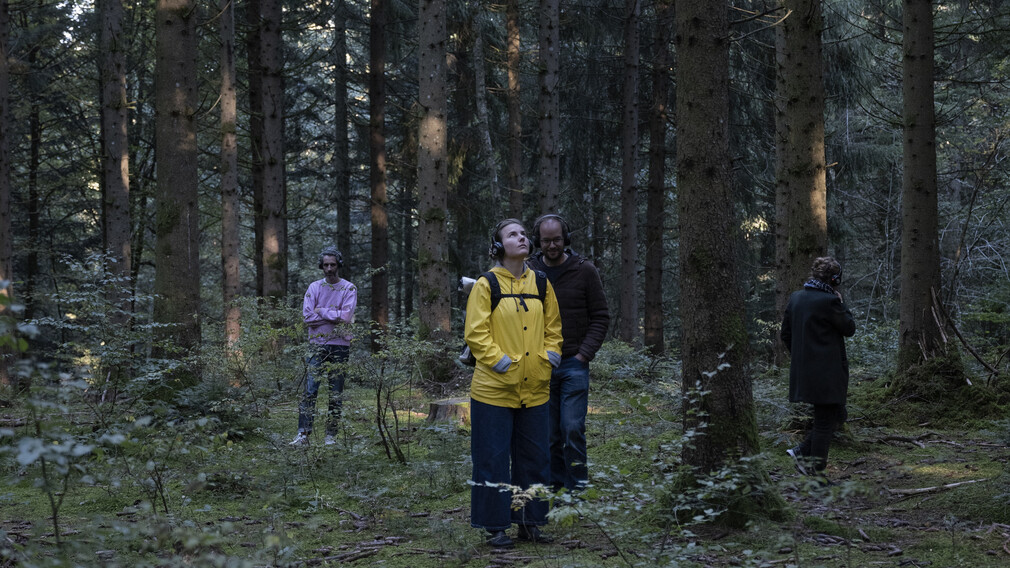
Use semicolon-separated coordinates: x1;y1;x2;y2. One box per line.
548;357;589;491
297;344;349;436
470;398;550;531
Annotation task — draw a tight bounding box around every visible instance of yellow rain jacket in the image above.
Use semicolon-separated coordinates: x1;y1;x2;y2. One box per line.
465;266;563;408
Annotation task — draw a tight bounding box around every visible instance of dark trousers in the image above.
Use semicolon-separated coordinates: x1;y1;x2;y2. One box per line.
470;398;550;531
297;344;349;435
797;403;845;472
548;357;589;491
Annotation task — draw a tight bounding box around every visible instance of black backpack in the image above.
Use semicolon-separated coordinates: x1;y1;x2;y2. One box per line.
459;270;548;366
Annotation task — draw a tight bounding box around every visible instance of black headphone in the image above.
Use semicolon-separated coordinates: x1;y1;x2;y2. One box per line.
489;218;523;260
318;247;344;269
531;214;571;248
830;266;842;287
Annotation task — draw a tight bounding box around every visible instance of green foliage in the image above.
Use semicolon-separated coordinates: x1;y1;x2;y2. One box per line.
24;254;189;404
0;283;31;355
592;340;673;388
345;329;435;464
846;318;899;378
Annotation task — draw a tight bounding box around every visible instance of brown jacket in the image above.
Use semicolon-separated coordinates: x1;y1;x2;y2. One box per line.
527;251;610;361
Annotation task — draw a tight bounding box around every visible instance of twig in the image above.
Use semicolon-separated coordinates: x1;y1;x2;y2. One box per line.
874;432;937;448
886;478;988;496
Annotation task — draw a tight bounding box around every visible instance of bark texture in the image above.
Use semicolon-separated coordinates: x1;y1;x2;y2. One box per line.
618;0;641;344
417;0;451;337
506;0;522;218
774;0;828;363
370;0;389;347
221;0;241;348
334;0;351;266
898;0;944;370
153;0;201;371
100;0;131;296
675;0;759;480
259;0;287;299
644;0;672;355
537;0;560;213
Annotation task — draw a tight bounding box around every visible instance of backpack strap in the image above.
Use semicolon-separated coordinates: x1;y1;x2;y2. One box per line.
482;270;546;313
479;271;502;312
533;270;547;303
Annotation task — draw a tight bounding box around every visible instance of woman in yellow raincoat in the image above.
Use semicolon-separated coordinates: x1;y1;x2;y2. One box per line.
465;218;562;548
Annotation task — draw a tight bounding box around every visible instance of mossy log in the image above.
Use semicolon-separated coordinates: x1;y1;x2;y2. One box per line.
427;397;470;426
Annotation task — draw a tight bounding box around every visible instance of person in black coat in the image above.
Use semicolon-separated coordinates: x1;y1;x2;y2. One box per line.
780;256;856;477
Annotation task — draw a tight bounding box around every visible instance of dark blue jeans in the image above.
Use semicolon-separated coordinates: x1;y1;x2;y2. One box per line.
297;344;349;436
549;357;589;491
470;398;550;531
797;403;845;472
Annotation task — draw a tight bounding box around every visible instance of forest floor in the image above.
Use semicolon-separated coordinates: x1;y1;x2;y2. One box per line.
2;354;1010;567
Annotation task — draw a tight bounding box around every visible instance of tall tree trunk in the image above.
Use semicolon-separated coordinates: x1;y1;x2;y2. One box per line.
618;0;641;344
0;0;12;386
100;0;131;320
259;0;287;299
369;0;389;348
506;0;522;218
153;0;201;380
537;0;560;213
26;95;39;321
221;0;241;348
676;1;768;523
773;0;828;364
333;0;351;269
644;0;671;355
898;0;944;370
247;0;265;296
417;0;450;338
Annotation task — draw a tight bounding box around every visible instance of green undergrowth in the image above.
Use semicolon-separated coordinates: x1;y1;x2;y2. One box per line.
3;333;1010;566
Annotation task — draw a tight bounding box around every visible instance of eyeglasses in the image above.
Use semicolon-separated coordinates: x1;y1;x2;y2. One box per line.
540;237;565;246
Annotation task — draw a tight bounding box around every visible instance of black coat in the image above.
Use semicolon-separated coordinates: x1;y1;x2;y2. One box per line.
780;288;856;405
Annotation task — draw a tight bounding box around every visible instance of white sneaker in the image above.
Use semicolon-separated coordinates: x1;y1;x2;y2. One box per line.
324;435;336;446
787;446;808;476
289;433;309;446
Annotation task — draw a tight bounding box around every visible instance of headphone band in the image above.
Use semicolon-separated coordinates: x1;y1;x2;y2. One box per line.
532;214;571;248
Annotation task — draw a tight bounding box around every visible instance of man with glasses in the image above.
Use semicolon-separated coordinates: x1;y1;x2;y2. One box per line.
527;214;610;492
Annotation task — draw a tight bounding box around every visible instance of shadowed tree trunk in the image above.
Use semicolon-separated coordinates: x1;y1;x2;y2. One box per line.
220;0;241;348
417;0;450;338
0;0;12;386
100;0;131;309
506;0;522;218
898;0;944;370
676;0;782;525
247;0;265;296
618;0;641;344
644;0;671;355
334;0;351;268
259;0;286;300
25;43;39;320
773;0;827;365
370;0;389;349
538;0;559;213
153;0;201;381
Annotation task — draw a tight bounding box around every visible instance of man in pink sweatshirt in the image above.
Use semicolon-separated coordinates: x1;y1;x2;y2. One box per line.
291;247;357;446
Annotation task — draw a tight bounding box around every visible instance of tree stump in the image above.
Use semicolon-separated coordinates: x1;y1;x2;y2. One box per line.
427;397;470;426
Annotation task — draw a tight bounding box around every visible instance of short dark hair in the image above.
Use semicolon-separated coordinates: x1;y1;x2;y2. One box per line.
532;213;571;248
